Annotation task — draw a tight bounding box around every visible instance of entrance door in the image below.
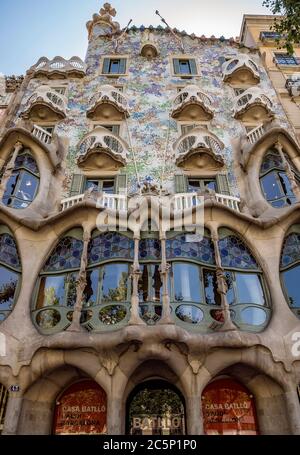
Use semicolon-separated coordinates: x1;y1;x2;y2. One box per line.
126;380;186;435
202;378;259;435
53;380;107;435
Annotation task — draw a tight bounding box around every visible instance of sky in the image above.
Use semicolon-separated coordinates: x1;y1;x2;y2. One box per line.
0;0;271;75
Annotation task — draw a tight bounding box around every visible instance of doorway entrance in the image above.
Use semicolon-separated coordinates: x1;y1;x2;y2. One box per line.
53;379;107;435
126;380;186;435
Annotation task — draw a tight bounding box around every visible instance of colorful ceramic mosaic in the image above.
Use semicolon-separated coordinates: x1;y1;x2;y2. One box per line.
43;237;83;272
166;234;215;265
0;234;21;270
88;233;134;265
281;232;300;268
219;235;258;270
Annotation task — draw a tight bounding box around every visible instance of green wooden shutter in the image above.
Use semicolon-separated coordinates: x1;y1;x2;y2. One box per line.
112;125;120;135
174;174;188;193
173;59;180;75
189;59;197;75
102;58;110;74
216;173;230;195
69;174;84;197
115;173;128;194
119;58;127;74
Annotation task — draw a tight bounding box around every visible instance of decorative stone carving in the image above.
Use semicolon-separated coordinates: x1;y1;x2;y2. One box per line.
222;55;260;85
30;56;86;79
86;3;120;39
171;85;214;121
87;85;129;120
141;30;159;58
233;87;274;122
21;85;67;122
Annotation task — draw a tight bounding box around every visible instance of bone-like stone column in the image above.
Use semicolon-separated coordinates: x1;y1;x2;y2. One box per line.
158;234;174;325
0;141;23;202
211;227;236;331
2;392;23;435
128;236;146;325
67;227;91;331
274;141;300;201
284;386;300;435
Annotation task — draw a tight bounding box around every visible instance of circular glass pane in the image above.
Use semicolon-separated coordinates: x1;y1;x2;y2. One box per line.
0;313;6;322
99;305;127;325
36;309;61;329
175;305;203;324
241;307;267;326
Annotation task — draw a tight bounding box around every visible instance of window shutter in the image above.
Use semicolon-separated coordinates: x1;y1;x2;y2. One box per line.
173;59;180;75
102;58;110;74
119;58;127;74
174;174;188;193
115;173;128;194
69;174;84;197
216;173;230;195
112;125;120;135
189;59;197;75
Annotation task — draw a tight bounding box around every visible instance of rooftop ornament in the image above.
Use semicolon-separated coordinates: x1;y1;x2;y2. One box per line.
86;3;121;38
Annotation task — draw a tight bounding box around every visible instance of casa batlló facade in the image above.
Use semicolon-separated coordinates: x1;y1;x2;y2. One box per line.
0;3;300;435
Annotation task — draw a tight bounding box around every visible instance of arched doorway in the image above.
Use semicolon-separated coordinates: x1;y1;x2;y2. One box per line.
126;380;186;435
53;380;107;435
202;378;259;435
0;383;8;434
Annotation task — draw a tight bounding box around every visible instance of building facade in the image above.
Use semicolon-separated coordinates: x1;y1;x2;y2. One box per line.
0;3;300;435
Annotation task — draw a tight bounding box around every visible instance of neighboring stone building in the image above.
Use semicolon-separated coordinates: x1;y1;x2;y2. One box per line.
0;4;300;435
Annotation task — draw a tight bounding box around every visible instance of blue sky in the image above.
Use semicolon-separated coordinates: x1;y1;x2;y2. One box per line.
0;0;271;75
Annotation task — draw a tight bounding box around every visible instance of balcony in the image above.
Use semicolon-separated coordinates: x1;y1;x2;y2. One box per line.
21;85;67;122
77;126;128;169
31;124;53;144
30;56;86;79
140;41;159;58
171;85;214;121
173;192;240;212
233;87;274;122
87;85;129;120
285;78;300;98
260;31;282;42
173;127;224;169
61;192;127;212
222;55;260;85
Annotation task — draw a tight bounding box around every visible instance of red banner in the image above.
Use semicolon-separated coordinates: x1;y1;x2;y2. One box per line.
202;378;259;435
53;380;107;435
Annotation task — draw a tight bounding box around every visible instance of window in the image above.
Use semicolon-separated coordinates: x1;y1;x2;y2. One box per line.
102;58;127;75
0;231;21;323
85;178;115;194
181;124;207;135
274;53;299;66
173;58;197;76
52;86;67;95
234;88;246;97
1;149;40;209
187;178;217;193
93;124;120;135
260;149;299;208
37;125;55;134
280;228;300;317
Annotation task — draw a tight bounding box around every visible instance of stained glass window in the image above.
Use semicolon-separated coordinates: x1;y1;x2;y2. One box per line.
0;234;21;271
139;238;161;260
2;150;40;209
166;233;215;265
43;237;83;272
281;229;300;311
219;235;258;270
88;232;134;265
280;232;300;268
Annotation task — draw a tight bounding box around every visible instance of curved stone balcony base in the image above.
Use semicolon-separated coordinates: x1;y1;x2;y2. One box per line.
87;85;129;121
30;56;86;79
172;85;214;121
233;87;274;122
222;55;260;85
21;86;67;122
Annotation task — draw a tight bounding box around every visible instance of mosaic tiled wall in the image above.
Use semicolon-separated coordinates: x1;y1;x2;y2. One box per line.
14;28;291;198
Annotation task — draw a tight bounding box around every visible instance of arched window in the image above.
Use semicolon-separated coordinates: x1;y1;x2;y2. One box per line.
259;149;299;208
0;383;8;434
0;228;21;323
2;149;40;209
83;231;134;331
32;229;83;334
219;228;270;330
280;226;300;319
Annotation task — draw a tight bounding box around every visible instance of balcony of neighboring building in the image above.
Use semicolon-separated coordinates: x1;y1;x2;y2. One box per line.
173;126;224;169
77;126;128;170
87;85;129;120
259;31;282;44
222;55;260;85
21;85;67;122
30;56;86;79
171;85;214;121
233;87;274;122
285;77;300;101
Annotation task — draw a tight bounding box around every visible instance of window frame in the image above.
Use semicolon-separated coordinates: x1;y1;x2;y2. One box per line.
171;56;199;78
101;55;129;77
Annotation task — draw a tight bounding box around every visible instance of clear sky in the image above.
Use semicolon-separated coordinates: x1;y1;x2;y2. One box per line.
0;0;271;75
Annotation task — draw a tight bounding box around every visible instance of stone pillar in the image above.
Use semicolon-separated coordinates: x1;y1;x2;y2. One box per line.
2;393;23;435
67;227;91;331
186;395;203;435
274;141;300;201
158;235;173;325
284;387;300;435
0;141;23;202
128;236;145;325
211;228;236;331
107;397;123;435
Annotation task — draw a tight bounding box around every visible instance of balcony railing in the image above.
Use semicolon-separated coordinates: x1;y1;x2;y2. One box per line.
32;124;52;145
285;78;300;97
233;87;274;119
22;86;67;119
61;192;127;212
87;85;129;118
222;55;260;83
246;124;265;144
31;56;86;78
260;31;282;41
173;192;240;212
172;85;214;119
